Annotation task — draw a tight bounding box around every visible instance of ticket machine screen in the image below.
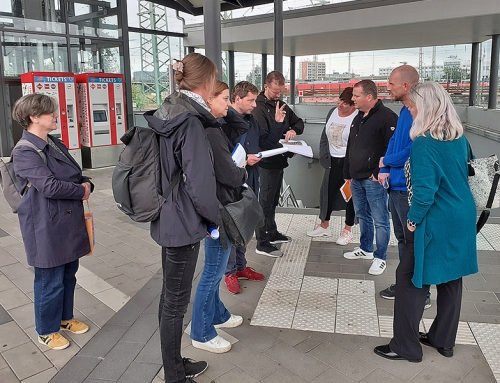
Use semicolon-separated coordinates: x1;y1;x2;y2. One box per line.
93;110;108;123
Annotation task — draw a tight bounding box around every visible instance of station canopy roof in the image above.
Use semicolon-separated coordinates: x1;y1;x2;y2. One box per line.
152;0;500;56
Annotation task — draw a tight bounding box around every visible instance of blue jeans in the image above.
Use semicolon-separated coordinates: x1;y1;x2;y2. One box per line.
225;246;247;276
351;179;390;261
34;260;79;336
190;237;232;342
389;190;410;259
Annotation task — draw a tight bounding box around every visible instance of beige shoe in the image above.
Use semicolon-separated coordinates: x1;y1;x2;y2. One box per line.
60;318;89;334
38;332;70;350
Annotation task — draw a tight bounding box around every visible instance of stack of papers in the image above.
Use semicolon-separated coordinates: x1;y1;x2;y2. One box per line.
254;140;313;159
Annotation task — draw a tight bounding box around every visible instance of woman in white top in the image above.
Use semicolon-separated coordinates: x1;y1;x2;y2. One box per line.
307;87;358;245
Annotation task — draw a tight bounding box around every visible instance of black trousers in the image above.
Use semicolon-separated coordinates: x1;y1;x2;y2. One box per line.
159;243;200;383
256;167;284;246
389;227;462;360
324;157;355;225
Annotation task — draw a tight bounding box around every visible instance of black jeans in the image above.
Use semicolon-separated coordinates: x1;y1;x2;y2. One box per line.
159;243;200;383
256;167;284;246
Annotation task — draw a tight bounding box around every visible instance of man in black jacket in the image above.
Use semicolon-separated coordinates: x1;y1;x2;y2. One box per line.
343;80;398;276
252;71;304;257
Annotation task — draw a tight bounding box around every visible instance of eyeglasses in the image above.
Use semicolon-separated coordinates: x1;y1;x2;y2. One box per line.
410;84;423;99
265;85;283;95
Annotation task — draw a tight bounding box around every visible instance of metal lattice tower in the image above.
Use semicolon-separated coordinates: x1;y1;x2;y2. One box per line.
138;1;172;107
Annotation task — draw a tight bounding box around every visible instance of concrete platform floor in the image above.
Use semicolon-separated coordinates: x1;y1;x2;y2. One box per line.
0;166;499;383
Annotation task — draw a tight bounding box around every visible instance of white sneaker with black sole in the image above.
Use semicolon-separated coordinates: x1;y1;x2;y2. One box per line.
368;258;386;275
343;247;374;260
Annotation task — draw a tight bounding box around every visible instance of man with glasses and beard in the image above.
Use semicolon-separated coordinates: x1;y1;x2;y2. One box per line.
252;71;304;258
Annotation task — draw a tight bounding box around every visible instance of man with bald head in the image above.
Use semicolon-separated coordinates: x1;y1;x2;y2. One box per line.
378;65;430;308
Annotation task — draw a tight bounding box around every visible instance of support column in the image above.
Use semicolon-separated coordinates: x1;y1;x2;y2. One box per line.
228;50;235;92
204;0;222;79
469;42;479;106
186;46;195;55
488;34;500;109
274;0;283;73
118;0;134;131
290;56;295;105
262;53;268;88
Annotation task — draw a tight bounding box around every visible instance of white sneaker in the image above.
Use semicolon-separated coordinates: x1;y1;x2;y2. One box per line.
343;247;374;260
368;258;387;275
336;229;354;245
307;225;331;237
214;314;243;329
192;335;231;354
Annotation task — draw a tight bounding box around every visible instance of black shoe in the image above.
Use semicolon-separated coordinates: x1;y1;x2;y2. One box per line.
183;357;208;378
256;243;283;258
419;333;453;357
268;232;291;244
380;284;396;300
374;345;422;363
185;378;198;383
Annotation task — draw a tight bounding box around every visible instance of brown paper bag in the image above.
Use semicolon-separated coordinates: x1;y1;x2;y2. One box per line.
84;200;95;255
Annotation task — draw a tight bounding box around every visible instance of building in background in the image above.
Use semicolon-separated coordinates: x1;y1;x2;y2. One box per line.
300;61;326;80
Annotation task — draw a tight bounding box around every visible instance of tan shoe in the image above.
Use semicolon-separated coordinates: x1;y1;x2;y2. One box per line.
38;333;70;350
60;318;89;334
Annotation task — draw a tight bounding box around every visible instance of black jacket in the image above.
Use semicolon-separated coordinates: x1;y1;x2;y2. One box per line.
206;125;247;206
343;100;398;180
252;92;305;169
148;93;219;247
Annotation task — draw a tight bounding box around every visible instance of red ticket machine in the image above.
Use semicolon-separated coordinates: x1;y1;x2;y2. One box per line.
20;72;81;166
75;73;126;168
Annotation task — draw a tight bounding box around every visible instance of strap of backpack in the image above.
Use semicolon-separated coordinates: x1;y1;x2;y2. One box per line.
162;171;182;200
15;139;47;163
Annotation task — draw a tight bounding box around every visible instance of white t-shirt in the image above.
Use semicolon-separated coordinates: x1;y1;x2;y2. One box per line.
325;108;357;158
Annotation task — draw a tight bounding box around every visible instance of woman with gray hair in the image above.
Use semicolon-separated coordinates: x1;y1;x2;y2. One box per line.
374;81;477;362
12;93;93;350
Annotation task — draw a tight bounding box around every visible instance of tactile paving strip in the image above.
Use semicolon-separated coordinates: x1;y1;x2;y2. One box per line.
301;276;338;293
338;278;376;296
335;313;380;336
468;322;500;381
422;318;477;345
480;224;500;251
477;232;495;251
336;294;377;316
292;308;336;333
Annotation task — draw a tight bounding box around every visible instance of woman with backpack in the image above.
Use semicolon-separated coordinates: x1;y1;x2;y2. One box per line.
11;93;92;351
148;53;220;383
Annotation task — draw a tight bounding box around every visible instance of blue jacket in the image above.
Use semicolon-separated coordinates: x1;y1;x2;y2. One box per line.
379;106;413;191
13;131;91;268
408;134;477;288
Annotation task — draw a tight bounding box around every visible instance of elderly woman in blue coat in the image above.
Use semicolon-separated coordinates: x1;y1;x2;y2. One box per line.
374;82;477;362
12;94;92;350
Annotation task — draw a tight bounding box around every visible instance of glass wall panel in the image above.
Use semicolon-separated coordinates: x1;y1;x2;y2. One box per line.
234;52;263;90
67;0;120;38
0;0;64;33
2;31;68;75
69;38;123;74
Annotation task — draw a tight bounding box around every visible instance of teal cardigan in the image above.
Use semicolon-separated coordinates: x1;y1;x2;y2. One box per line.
407;134;477;288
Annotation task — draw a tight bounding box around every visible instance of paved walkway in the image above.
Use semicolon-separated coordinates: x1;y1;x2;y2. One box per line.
0;167;499;383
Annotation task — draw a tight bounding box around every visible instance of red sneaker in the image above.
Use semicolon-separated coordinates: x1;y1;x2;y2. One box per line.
224;274;241;294
236;267;265;281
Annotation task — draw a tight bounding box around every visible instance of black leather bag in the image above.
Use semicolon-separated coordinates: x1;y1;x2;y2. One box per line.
221;187;264;247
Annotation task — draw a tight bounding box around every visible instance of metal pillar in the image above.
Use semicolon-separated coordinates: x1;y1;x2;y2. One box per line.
204;0;222;79
290;56;295;105
119;0;134;130
274;0;283;73
262;53;268;87
470;42;479;106
186;46;195;55
488;34;500;109
228;50;235;92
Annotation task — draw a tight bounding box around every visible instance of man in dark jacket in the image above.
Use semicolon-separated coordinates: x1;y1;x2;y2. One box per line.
252;71;304;257
223;81;284;294
343;80;398;276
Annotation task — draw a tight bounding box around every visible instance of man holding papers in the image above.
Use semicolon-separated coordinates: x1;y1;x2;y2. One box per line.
223;81;284;294
253;71;304;258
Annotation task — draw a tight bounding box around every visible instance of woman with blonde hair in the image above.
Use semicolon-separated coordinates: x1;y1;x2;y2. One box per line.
147;53;219;383
375;81;477;362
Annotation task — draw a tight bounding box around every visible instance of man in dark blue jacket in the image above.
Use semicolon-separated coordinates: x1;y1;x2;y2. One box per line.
253;71;304;257
223;81;284;294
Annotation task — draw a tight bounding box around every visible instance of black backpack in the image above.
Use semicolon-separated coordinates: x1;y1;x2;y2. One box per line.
112;125;180;222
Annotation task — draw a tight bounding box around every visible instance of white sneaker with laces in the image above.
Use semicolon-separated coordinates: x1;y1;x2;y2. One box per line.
192;335;231;353
214;314;243;329
307;225;332;237
368;258;387;275
336;229;354;245
343;247;374;260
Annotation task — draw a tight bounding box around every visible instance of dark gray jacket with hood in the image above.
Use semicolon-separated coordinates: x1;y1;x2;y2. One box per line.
147;93;219;247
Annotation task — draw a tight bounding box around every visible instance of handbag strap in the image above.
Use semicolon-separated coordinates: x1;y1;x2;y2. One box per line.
477;210;490;233
486;172;500;209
